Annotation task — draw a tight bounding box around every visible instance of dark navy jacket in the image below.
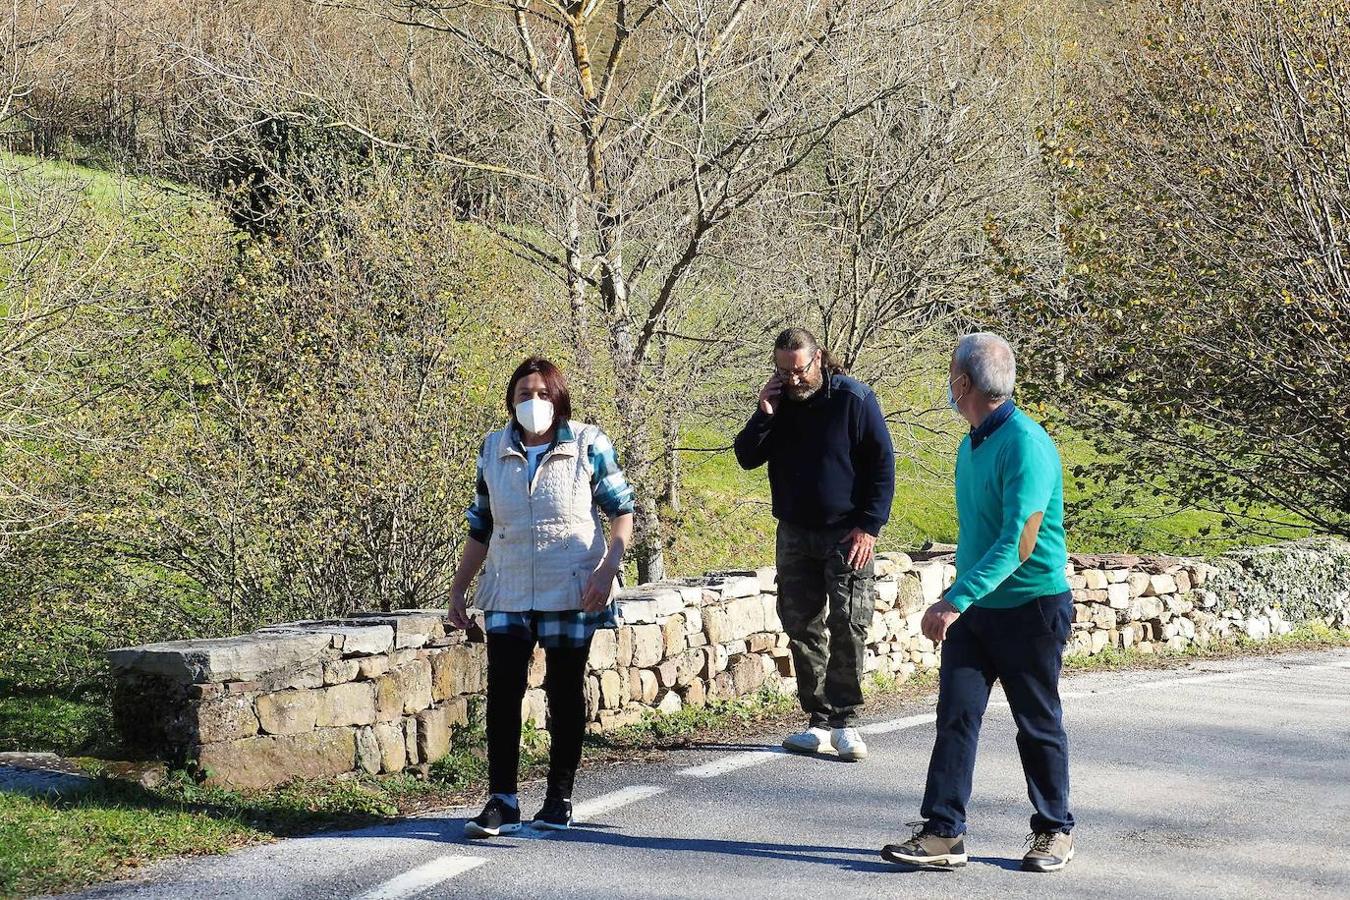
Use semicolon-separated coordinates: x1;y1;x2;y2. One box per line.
734;373;895;536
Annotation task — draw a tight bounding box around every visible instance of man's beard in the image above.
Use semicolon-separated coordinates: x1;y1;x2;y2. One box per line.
786;372;825;401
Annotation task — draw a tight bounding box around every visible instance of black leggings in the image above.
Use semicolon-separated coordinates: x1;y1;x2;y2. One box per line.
486;631;591;797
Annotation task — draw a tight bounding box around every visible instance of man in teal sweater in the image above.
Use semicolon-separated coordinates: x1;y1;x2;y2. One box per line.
882;333;1076;874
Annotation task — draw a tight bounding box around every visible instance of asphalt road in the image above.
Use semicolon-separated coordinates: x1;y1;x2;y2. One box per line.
68;648;1350;900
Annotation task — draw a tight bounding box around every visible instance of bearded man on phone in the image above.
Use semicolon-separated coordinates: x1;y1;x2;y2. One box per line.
734;328;895;761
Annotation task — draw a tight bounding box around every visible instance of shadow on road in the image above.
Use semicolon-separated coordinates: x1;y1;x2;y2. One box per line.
399;813;1029;875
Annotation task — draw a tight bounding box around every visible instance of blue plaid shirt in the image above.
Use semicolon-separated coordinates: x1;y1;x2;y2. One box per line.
482;607;617;648
465;419;635;547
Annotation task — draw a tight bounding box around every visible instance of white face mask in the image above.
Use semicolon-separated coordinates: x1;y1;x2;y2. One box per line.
515;398;555;436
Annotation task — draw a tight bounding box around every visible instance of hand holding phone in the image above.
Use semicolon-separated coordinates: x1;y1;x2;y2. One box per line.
759;373;784;416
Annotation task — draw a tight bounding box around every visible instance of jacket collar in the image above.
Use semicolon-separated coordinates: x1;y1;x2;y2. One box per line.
498;418;576;459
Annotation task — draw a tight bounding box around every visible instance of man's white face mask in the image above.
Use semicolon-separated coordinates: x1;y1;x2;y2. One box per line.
515;398;554;436
946;375;966;416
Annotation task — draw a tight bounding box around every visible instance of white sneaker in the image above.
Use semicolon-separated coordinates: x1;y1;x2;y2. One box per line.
831;727;868;761
782;726;832;754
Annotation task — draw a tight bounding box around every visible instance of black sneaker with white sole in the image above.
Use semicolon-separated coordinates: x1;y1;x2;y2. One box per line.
532;793;573;830
463;797;522;838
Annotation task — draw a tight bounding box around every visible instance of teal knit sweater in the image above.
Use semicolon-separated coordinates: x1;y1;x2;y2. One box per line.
944;408;1070;612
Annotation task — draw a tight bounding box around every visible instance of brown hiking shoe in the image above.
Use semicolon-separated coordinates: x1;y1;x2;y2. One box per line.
1022;831;1074;872
881;822;968;869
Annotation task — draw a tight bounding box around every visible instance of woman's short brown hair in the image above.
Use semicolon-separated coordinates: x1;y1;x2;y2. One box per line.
505;356;572;424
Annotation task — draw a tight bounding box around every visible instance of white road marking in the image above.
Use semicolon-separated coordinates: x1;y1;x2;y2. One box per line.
679;748;787;778
857;712;936;736
354;855;486;900
572;784;666;820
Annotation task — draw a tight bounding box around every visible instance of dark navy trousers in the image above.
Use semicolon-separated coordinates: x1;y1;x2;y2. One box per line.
920;591;1075;837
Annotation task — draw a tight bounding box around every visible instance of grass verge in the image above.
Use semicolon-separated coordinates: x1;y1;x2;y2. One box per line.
2;626;1347;898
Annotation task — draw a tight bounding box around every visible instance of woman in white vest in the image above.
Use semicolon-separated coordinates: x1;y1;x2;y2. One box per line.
448;356;635;838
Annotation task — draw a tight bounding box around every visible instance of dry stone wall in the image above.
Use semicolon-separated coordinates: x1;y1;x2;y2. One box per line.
107;538;1350;789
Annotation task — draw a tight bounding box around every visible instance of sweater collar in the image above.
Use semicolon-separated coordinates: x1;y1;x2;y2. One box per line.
970;400;1015;450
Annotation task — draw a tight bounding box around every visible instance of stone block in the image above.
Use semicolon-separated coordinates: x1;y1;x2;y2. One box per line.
615;585;684;623
375;659;433;721
728;653;764;695
600;670;625;709
655;659;681;690
256;690;321;735
756;567;778;593
357;656;390;680
760;595;782;632
616;627;636;668
711;672;734;700
343;611;444;650
596;707;647;731
316;681;377;728
416;706;454;763
388;648;419;668
662;616;688;656
195;694;261;744
1145;573;1178;597
404;716;419;765
1090;605;1117;630
1084;570;1109;590
680;680;707;708
588;628;619;670
710;572;761;599
374;722;405;773
676;650;703;687
1107;583;1131;609
639;669;659;704
522;689;547;727
879;551;913;572
108;632;334;684
267;623;395;657
725;595;765;640
874;580;899;609
747;632;777;653
898;575;925;614
1126;572;1152;597
657;690;683;715
355;725;381;775
431;643;487;700
702;604;731;644
682;607;704;637
584;675;601;720
631;624;664;668
913;562;944;604
1088;630;1109;654
198;728;356;790
527;646;547;689
323;659;361;685
1133;596;1165;621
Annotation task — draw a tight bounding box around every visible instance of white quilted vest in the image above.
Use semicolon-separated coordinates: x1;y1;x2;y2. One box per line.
474;420;612;612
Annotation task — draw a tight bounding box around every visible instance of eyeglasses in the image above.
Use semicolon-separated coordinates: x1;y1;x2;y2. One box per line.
774;354;819;381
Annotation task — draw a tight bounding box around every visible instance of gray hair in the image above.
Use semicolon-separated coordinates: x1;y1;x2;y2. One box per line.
954;332;1016;401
